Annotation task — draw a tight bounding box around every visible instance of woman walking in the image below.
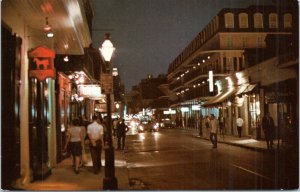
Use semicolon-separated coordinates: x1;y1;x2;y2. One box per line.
64;119;84;174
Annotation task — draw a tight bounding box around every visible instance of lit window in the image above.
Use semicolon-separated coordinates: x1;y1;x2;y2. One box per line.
269;13;278;28
225;13;234;28
239;13;248;28
254;13;263;28
284;13;292;28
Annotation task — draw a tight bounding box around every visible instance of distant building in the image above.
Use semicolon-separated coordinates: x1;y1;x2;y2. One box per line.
126;74;168;114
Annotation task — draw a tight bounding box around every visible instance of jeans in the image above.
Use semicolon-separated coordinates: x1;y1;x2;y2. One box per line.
210;133;217;148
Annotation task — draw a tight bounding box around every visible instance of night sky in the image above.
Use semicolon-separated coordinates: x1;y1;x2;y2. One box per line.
91;0;274;92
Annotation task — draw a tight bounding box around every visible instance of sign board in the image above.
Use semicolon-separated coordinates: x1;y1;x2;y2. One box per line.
192;105;201;111
163;109;176;114
77;84;102;99
181;107;189;112
100;74;113;94
28;46;55;81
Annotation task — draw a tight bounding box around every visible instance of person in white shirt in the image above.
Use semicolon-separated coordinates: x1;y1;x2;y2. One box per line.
64;118;84;174
87;115;104;174
236;116;244;138
209;114;219;148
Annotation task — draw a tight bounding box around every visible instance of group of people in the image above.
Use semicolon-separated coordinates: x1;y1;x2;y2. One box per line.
204;112;275;150
64;115;129;175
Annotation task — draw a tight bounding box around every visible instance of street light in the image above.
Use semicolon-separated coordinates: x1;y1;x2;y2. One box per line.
100;33;118;190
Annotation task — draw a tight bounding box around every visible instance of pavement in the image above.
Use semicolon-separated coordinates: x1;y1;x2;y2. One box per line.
19;140;130;191
187;127;294;152
18;128;296;191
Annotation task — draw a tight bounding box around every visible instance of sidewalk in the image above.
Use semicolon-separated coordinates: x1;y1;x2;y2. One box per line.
190;128;292;152
19;143;130;190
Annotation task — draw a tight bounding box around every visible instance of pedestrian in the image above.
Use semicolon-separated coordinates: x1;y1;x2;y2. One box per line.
262;112;275;149
113;118;119;137
79;118;88;167
218;114;225;140
64;118;84;174
236;116;244;138
198;114;203;136
209;114;218;148
87;115;104;174
117;119;129;150
204;115;210;130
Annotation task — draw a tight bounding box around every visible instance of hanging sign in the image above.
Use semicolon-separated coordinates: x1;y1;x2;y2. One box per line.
28;46;55;81
77;84;102;100
100;74;113;94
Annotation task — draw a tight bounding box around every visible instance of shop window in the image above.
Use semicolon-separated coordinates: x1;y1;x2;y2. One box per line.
239;13;249;28
269;13;278;28
254;13;263;28
284;13;292;28
225;12;234;28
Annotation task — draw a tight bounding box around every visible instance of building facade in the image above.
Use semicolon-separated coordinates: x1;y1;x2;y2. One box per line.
166;3;298;140
1;0;99;189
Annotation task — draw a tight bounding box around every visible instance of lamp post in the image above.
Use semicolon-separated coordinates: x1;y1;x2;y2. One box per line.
99;33;118;190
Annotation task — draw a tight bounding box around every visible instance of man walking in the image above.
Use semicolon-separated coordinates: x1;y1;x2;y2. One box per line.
87;115;104;174
236;116;244;138
117;119;129;150
209;114;218;148
218;114;225;140
262;112;275;149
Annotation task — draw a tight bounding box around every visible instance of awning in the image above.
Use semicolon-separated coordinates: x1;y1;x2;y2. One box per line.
236;84;257;95
202;88;236;107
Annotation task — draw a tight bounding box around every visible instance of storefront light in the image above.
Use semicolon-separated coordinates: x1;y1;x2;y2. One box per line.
181;107;189;112
79;76;85;83
226;101;232;107
64;56;69;62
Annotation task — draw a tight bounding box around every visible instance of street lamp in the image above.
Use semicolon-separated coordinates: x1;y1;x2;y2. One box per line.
99;33;118;190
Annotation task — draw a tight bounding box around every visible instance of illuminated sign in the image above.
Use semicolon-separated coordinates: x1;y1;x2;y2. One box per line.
163;109;176;114
192;105;201;111
209;70;213;92
77;84;102;100
180;107;189;112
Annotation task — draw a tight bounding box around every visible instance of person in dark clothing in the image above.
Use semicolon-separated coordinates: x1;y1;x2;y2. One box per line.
262;112;275;150
117;119;129;150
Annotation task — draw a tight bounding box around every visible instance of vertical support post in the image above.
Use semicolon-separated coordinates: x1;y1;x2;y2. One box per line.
103;93;118;189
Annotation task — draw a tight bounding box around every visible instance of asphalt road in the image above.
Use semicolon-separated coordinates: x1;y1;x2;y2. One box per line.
124;128;299;190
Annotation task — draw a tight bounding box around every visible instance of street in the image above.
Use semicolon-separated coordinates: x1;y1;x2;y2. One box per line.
124;128;298;190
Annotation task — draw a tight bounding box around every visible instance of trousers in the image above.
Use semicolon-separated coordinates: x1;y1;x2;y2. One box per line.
89;140;102;173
